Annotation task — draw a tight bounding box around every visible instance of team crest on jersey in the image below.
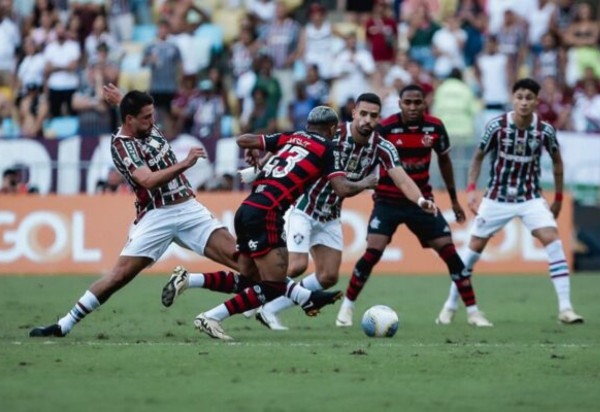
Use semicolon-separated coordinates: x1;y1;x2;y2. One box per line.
421;134;434;147
515;143;526;155
293;233;304;245
475;216;486;227
527;138;540;150
360;156;371;169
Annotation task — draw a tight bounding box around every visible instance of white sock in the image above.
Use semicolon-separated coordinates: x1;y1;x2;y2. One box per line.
444;249;481;310
300;273;323;291
203;304;230;322
285;281;311;305
262;273;323;314
340;296;355;310
58;290;100;334
188;273;205;288
466;305;480;314
545;240;572;312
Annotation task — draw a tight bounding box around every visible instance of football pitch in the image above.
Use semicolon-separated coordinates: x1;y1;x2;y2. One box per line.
1;274;598;412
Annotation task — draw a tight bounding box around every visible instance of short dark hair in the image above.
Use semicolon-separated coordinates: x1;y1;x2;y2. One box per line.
119;90;154;122
355;93;381;108
512;78;541;95
399;84;425;98
3;168;17;178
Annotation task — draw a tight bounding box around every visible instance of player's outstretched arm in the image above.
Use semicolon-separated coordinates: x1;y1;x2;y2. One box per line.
550;150;564;218
466;148;486;215
132;147;206;190
388;167;437;214
437;152;465;223
330;174;378;198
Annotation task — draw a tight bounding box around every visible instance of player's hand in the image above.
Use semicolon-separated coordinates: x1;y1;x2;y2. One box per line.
362;174;378;189
102;83;122;107
550;200;562;218
452;200;466;223
183;147;206;168
244;149;261;167
418;197;438;215
467;191;479;215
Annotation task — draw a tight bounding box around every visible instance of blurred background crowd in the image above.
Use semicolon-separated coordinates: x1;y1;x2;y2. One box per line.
0;0;598;192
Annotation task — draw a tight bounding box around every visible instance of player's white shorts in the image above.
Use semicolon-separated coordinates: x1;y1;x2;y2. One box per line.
471;197;557;239
121;198;225;261
285;208;343;253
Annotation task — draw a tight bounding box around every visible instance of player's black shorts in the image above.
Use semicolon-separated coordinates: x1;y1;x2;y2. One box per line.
234;203;286;258
367;200;452;247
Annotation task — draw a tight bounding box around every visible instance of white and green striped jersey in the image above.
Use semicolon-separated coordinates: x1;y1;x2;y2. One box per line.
294;122;402;222
480;112;559;202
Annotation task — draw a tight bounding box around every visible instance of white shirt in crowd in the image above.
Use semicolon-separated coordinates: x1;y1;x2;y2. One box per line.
44;39;81;90
477;53;510;105
331;48;376;107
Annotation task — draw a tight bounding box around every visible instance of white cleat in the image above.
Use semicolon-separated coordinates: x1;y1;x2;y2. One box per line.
161;265;189;307
435;307;456;325
467;311;494;327
242;308;258;319
335;305;354;327
194;313;233;341
558;309;584;324
255;308;289;331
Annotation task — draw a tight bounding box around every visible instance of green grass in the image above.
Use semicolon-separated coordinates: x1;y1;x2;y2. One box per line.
1;274;599;412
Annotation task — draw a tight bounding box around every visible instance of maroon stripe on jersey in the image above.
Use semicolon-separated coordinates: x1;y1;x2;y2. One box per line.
489;115;508;200
305;178;329;216
266;209;278;245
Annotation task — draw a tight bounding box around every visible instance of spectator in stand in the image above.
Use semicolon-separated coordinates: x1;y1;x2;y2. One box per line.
475;35;510;128
571;78;600;133
431;14;466;79
405;3;439;73
207;67;231;116
496;9;527;81
555;0;576;34
30;9;57;47
15;36;46;100
186;79;226;161
330;31;376;109
69;1;105;49
171;74;200;136
230;26;260;79
252;54;282;118
456;0;486;67
405;59;434;106
533;32;564;86
27;0;58;32
305;63;329;105
574;66;600;95
247;0;276;28
432;68;479;147
15;83;48;138
526;0;558;56
43;22;81;118
365;0;398;68
260;1;302;120
0;166;38;194
562;2;600;86
537;75;572;131
298;2;337;80
288;81;317;130
0;2;21;87
242;87;277;134
107;0;134;42
84;14;121;64
142;19;182;138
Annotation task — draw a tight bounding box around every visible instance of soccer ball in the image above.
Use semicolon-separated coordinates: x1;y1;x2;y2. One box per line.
361;305;399;337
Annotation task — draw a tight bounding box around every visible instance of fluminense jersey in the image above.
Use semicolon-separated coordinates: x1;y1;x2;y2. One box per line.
243;131;346;211
376;112;450;203
480;112;559;202
295;122;402;222
111;125;194;222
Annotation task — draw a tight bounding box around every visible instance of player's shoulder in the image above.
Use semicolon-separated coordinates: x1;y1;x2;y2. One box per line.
484;113;507;132
539;118;557;136
422;113;445;128
373;131;396;149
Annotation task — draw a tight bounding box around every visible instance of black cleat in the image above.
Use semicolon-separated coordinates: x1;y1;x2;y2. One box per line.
29;324;65;338
301;290;343;317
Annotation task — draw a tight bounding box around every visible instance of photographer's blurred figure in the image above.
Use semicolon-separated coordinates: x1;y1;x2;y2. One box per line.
1;167;38;194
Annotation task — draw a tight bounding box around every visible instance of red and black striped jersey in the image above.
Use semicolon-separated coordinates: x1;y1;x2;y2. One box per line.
244;131;345;211
295;122;402;222
375;112;450;203
111;126;194;222
480;112;558;202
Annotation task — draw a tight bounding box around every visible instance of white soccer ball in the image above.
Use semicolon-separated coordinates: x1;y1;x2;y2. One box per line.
361;305;399;337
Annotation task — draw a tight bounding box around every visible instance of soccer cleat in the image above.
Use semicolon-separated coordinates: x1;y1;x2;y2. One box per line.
29;324;65;338
301;290;343;317
194;313;233;341
161;265;189;307
255;308;289;331
558;309;584;324
435;307;456;325
242;308;258;319
335;305;354;327
467;311;494;327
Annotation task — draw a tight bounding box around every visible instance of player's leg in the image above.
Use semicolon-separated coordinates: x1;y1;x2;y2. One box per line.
524;199;583;323
30;205;175;337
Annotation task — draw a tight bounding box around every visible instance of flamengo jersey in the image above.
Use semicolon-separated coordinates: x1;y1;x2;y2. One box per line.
244;131;345;211
376;113;450;202
111;126;194;222
295;122;402;222
481;112;558;202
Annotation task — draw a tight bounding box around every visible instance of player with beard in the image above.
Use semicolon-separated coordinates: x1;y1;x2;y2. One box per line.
336;85;493;328
251;93;437;330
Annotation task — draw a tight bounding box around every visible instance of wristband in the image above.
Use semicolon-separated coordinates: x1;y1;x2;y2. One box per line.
466;183;476;193
555;193;563;202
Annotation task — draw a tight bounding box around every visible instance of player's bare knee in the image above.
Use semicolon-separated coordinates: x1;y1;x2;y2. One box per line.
288;262;308;278
317;271;339;289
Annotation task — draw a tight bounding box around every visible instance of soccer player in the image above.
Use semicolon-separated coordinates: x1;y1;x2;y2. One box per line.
29;88;250;338
187;106;379;340
436;78;584;325
253;93;437;330
336;84;493;328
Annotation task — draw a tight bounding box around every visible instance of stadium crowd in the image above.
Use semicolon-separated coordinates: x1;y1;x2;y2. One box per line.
0;0;599;190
